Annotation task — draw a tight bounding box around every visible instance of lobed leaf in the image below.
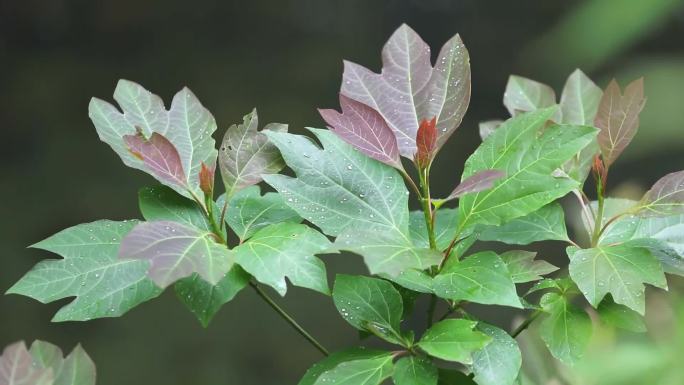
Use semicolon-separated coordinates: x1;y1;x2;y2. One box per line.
417;319;491;364
7;220;161;322
138;185;210;230
499;250;558;283
119;221;233;289
638;170;684;217
539;292;592;366
471;323;522;385
559;69;603;126
392;356;438;385
319;94;401;169
0;342;53;385
218;109;287;198
477;203;570;245
503;75;556;117
234;222;330;296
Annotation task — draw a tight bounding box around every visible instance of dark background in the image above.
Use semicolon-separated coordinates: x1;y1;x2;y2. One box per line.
1;1;684;384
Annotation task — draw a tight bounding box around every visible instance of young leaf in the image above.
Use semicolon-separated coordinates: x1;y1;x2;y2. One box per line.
471;323;522;385
199;162;215;196
7;220;161;322
446;170;505;201
0;342;53;385
139;185;210;231
503;75;556;116
597;296;646;332
392;356;438;385
638;170;684;216
124;132;188;192
499;251;558;283
478;120;502;141
298;348;390;385
568;243;667;314
433;251;522;308
333;228;442;276
458;108;597;231
219;186;302;242
417;319;491;364
319;94;402;169
234;222;330;296
218;109;287;198
559;69;603;125
263;128;409;237
312;354;394;385
415;117;437;168
119;221;234;289
539;292;592;366
332;275;404;345
595;78;646;167
89;80;218;199
26;341;96;385
477;203;570;245
341;24;470;157
174;266;250;327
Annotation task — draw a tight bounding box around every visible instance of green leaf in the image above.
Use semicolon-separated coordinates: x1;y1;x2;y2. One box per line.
559;69;603;126
471;323;522;385
597;296;646;332
433;252;522;308
0;342;53;385
23;341;96;385
139;185;210;230
418;319;491;364
503;75;556;116
499;251;558;283
477;203;570;245
174;266;250;327
409;208;459;250
332;275;404;345
218;108;287;198
89;80;218;199
235;222;330;296
568;243;666;314
7;220;161;322
220;186;302;241
539;292;592;366
382;269;434;294
458;108;597;232
298;348;390;385
393;356;438;385
263;128;409;238
312;354;394;385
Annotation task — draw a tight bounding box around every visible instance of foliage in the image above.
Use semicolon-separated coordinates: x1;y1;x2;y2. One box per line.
7;23;684;384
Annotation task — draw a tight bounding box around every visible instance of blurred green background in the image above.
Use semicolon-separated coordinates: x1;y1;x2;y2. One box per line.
1;1;683;384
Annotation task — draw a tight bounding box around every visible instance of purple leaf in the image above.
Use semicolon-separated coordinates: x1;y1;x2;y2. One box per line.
119;221;233;289
341;24;470;157
124;132;188;191
640;170;684;217
319;95;402;169
595;78;646;167
447;170;505;200
0;342;53;385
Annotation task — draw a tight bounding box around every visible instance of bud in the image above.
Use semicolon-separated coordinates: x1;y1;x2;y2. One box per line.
414;117;437;169
199;162;215;196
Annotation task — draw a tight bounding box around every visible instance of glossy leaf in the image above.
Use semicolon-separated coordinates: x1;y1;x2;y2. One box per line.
471;323;522;385
458;108;597;231
392;356;438;385
332;275;404;345
477;203;570;245
415;117;437;168
220;186;302;242
595;78;646;167
539;292;592;366
218;109;287;198
446;170;505;201
89;80;218;199
138;185;210;231
7;220;161;322
341;24;470;156
298;348;390;385
417;319;491;364
560;69;603;126
119;221;233;289
263;129;409;235
638;170;684;216
597;296;646;332
0;342;53;385
319;94;401;169
503;75;556;116
174;266;250;327
499;251;558;283
235;222;330;296
312;354;393;385
433;251;522;308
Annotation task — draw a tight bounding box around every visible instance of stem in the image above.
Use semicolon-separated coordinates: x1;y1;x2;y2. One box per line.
573;189;594;238
511;310;541;338
591;180;605;246
418;167;437;251
250;282;329;356
399;168;423;199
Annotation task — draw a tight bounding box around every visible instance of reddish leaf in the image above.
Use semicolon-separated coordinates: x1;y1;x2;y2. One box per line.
124;132;188;190
448;170;505;200
640;170;684;216
319;94;402;169
415;117;437;169
595;78;646;167
0;342;53;385
199;162;214;195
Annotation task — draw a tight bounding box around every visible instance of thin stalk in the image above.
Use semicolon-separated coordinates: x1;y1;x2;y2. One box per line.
250;282;329;356
418;167;437;251
511;310;541;338
399;168;423;199
591;180;605;246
